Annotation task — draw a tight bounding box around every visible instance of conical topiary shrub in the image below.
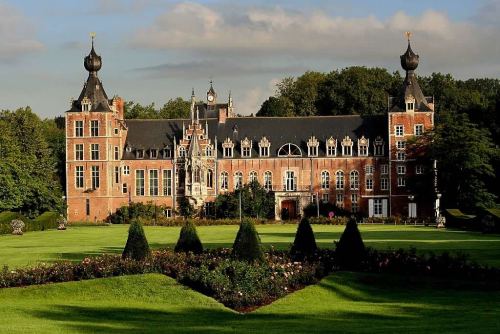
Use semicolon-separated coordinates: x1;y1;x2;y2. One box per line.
290;217;317;259
174;220;203;254
122;219;151;261
335;217;366;270
232;219;264;262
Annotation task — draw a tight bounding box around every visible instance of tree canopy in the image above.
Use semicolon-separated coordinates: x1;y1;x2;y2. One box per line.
124;98;190;119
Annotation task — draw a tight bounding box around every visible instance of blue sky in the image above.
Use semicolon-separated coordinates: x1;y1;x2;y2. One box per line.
1;0;499;118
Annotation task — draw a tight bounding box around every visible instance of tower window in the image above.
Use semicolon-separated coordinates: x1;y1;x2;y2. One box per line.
75;144;84;160
415;124;424;136
395;125;404;137
406;102;414;112
75;121;84;137
307;136;319;157
90;120;99;137
341;136;353;156
91;166;100;189
75;166;84;189
91;144;99;160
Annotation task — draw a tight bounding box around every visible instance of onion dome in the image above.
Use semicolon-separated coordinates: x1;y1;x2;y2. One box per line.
400;41;419;71
84;36;102;74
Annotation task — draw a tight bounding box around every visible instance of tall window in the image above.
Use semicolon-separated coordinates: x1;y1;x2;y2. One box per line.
381;164;389;175
350;170;359;190
381;177;389;190
249;171;258;183
322;193;329;203
259;137;271;157
397;165;406;175
284;170;296;191
149;170;158;196
336;171;344;190
366;177;373;191
75;144;84;160
90;120;99;137
326;137;336;157
396;152;406;161
397;176;406;187
264;171;272;190
234;172;243;189
321;171;330;189
336;192;344;208
135;170;145;196
222;138;234;158
221;172;228;190
91;166;100;189
415;124;424;136
374;199;383;215
205;146;212;157
75;166;84;188
91;144;99;160
207;169;213;188
163;170;172;196
193;167;201;183
75;121;83;137
178;147;186;158
241;137;252;158
351;194;359;213
114;146;119;160
114;166;120;184
341;136;353;156
395;125;404;137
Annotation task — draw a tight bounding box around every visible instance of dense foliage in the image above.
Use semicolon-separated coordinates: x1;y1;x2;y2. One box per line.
290;217;317;259
122;219;151;261
124;98;191;119
0;108;64;217
214;181;275;219
174;220;203;254
107;202;170;224
232;219;264;262
335;218;366;270
0;211;60;235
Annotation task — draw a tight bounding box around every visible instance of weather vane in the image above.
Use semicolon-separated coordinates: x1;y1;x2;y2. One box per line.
405;31;412;42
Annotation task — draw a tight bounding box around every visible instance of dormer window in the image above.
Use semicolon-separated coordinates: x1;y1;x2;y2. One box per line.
205;145;213;157
341;136;353;156
326;137;337;157
125;145;132;153
82;97;91;112
259;136;271;157
406;95;415;112
222;138;234;158
241;137;252;158
374;136;384;156
178;146;186;157
307;136;319;157
357;136;369;156
136;149;144;159
150;149;158;159
163;148;172;158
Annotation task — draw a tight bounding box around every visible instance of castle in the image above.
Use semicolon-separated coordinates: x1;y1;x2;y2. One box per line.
65;37;436;222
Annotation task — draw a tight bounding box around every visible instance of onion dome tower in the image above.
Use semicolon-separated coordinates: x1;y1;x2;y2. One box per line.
68;33;111;112
390;32;432;112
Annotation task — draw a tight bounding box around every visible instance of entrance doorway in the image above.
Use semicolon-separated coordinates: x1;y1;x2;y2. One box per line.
281;200;297;220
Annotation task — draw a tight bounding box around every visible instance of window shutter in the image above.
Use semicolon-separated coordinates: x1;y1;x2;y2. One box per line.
368;199;374;217
382;199;388;217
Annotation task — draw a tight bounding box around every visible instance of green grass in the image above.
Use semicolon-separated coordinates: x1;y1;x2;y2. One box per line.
1;224;500;268
0;272;498;333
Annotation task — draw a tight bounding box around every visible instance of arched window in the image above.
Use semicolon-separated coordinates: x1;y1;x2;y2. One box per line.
277;143;302;157
264;171;272;190
336;171;344;190
350;170;359;190
249;171;258;183
321;171;330;189
207;169;213;188
220;172;228;190
234;172;243;189
179;146;186;157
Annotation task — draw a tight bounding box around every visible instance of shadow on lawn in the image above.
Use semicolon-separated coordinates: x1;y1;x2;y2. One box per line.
28;273;499;334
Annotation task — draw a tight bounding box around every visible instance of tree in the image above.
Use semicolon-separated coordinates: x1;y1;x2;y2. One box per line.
124;101;158;119
290;217;317;259
215;181;275;219
431;112;498;210
174;220;203;254
178;197;196;218
232;219;264;262
159;98;190;119
335;217;366;270
122;219;151;260
257;96;290;117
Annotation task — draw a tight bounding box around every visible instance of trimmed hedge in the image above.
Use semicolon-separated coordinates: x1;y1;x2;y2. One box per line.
0;211;58;235
175;220;203;254
122;219;151;261
232;219;264;262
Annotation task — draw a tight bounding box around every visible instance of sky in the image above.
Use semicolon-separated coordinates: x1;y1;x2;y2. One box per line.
1;0;500;118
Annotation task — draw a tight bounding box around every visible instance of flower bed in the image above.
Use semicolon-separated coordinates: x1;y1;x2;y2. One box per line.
1;248;498;311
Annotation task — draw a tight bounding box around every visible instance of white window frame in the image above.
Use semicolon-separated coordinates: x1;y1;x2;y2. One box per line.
415;124;424;136
395;125;404;137
366;177;373;191
149;169;159;196
123;166;130;175
249;171;258;183
234;172;243;190
90;144;99;160
397;165;406;175
91;165;100;189
75;166;84;189
135;170;145;196
350;170;359;190
75;120;84;137
90;120;99;137
264;171;272;190
397;176;406;187
75;144;84;161
381;164;389;175
381;177;389;191
221;172;229;190
321;170;330;189
336;171;344;190
163;169;172;196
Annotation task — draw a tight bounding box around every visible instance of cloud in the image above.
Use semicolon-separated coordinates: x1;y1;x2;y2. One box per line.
133;59;308;79
235;79;278;116
0;3;43;61
130;3;500;77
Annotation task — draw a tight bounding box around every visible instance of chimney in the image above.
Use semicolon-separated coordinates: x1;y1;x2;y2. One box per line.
218;107;227;124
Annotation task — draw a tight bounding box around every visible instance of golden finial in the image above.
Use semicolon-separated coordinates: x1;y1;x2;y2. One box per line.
90;32;96;40
405;31;412;42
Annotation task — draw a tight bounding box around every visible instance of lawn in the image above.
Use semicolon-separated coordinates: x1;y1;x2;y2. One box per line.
0;272;498;333
1;224;500;268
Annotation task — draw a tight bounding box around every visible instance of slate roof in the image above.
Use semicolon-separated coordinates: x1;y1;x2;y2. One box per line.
122;115;388;159
67;74;112;112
